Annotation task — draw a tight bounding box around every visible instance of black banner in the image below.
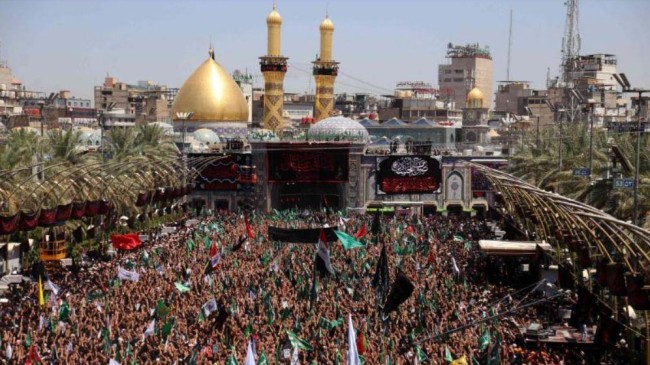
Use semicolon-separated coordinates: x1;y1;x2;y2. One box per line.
376;156;441;194
268;226;339;243
267;143;349;183
190;154;251;191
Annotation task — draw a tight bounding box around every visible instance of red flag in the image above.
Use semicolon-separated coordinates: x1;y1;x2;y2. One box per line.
428;246;435;265
209;241;218;258
25;346;42;365
356;332;366;355
354;224;367;239
245;217;255;239
406;225;414;234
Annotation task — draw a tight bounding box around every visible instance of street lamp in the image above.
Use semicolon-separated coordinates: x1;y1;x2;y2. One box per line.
175;112;194;154
99;102;116;161
586;98;596;179
613;73;649;226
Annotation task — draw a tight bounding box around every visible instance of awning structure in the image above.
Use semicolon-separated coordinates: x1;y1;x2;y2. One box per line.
469;162;650;278
479;240;553;256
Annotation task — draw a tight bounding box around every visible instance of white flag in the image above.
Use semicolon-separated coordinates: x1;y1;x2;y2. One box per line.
109;359;120;365
117;267;140;282
244;339;256;365
5;343;12;360
46;279;60;296
202;298;218;317
451;257;460;276
144;319;156;337
290;347;299;365
347;314;360;365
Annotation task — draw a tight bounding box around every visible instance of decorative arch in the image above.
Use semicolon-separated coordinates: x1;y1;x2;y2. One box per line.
445;171;464;202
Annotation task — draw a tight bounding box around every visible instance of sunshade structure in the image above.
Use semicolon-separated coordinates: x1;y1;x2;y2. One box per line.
469;162;650;306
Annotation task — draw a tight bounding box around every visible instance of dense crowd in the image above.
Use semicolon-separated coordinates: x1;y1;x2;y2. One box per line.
1;211;584;364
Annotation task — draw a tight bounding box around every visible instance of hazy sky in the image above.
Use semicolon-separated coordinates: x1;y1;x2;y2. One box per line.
1;0;648;101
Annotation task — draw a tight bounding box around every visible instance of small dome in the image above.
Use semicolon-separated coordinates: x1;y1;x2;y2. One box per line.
467;87;484;106
193;128;220;144
308;116;368;142
320;16;334;32
267;8;282;25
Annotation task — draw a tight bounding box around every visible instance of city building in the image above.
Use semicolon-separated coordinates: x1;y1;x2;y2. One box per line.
438;43;493;110
94;76;177;122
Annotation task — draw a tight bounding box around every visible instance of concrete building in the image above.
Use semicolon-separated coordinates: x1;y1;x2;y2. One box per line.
94;76;177;122
438;43;493;110
495;81;532;115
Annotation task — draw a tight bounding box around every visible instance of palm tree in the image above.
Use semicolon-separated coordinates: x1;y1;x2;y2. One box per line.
509;122;649;227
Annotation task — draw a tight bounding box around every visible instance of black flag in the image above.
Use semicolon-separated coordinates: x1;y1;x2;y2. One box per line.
372;244;390;299
371;212;381;236
232;234;246;252
383;272;414;315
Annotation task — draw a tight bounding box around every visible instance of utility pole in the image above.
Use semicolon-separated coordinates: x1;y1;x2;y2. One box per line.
506;9;513;82
613;73;649;226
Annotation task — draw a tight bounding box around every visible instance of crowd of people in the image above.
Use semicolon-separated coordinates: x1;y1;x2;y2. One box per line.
0;210;593;364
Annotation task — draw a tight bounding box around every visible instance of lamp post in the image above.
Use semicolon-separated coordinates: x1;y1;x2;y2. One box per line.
587;98;596;179
99;102;116;161
613;73;649;226
175;112;194;154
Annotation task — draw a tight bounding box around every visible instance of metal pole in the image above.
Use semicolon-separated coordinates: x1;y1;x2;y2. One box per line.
632;90;642;226
588;105;594;177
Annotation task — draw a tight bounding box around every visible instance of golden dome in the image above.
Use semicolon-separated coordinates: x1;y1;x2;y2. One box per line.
267;8;282;25
172;54;249;122
467;87;484;102
320;16;334;32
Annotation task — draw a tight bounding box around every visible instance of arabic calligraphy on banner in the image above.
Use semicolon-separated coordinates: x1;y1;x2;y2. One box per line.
267;143;350;183
376;156;441;194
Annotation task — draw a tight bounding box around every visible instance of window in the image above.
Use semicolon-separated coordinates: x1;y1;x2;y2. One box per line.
443;78;451;83
453;78;463;82
454;69;464;74
445;70;452;74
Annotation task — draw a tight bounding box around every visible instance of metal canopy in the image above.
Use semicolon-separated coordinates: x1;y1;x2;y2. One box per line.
469;162;650;275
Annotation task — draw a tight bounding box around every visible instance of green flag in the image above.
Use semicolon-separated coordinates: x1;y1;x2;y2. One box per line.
226;351;238;365
334;230;364;250
161;319;173;339
478;330;490;351
445;345;453;362
395;243;414;256
287;330;313;351
174;282;191;293
203;236;211;249
26;332;31;347
416;345;427;362
186;238;195;255
258;352;269;365
453;235;464;242
318;317;343;330
58;301;71;322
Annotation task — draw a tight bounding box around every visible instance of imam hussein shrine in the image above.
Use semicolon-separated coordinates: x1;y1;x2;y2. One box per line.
171;5;498;216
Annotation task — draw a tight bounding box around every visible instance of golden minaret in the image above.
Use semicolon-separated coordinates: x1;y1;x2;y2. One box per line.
259;3;288;132
312;13;339;122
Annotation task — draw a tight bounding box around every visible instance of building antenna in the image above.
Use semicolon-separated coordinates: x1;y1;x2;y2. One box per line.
506;9;513;81
560;0;581;83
